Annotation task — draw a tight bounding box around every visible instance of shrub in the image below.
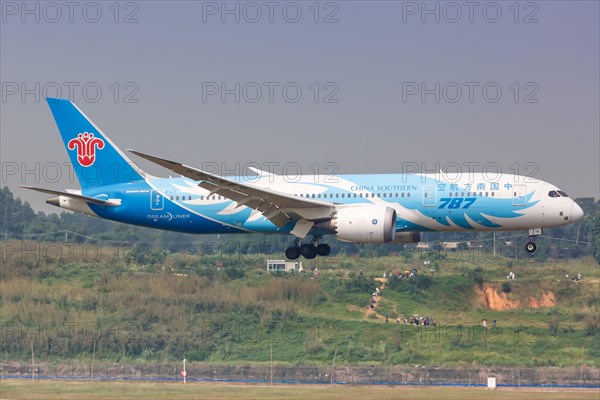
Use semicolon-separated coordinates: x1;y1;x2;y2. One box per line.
470;267;485;287
585;315;599;336
387;274;401;290
412;274;433;290
344;274;376;294
224;265;245;280
255;277;321;306
501;281;512;293
549;316;559;336
556;281;581;301
304;339;325;355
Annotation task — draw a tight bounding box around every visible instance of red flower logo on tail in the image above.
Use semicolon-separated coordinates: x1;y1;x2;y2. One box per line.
68;132;105;167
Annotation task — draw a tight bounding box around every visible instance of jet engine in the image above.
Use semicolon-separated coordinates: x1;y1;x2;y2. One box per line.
323;205;397;243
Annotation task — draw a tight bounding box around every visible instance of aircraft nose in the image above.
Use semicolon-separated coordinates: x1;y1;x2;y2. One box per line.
571;201;584;222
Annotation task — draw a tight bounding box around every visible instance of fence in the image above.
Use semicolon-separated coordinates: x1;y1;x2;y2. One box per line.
1;361;599;388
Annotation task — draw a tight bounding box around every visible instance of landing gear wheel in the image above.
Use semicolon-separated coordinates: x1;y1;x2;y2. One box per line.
316;243;331;256
285;246;301;260
525;241;537;253
300;244;317;259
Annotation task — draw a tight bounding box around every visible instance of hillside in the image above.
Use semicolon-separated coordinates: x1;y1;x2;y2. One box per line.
1;242;598;368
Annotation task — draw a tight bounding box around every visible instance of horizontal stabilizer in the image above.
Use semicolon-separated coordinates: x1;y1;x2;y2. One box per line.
20;186;120;206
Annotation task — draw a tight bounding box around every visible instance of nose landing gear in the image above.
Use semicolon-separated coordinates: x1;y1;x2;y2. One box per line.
525;228;542;253
525;241;537;253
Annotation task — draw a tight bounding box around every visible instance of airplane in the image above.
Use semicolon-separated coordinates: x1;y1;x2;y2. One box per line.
22;98;584;259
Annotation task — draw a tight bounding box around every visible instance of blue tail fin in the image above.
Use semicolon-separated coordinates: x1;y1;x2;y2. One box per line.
46;98;146;189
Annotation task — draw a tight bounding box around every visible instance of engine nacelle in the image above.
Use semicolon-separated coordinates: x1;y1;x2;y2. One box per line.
392;231;421;243
327;205;397;243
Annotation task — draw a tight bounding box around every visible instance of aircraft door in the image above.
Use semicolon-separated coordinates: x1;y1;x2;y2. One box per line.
423;185;437;207
150;190;164;210
512;185;527;206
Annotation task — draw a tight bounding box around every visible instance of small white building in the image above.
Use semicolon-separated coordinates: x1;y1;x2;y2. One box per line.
442;242;459;250
267;260;303;273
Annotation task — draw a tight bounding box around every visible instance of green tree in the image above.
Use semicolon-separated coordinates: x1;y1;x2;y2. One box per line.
591;210;600;265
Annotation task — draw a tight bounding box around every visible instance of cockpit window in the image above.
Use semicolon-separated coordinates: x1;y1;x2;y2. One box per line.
557;191;569;197
548;191;560;198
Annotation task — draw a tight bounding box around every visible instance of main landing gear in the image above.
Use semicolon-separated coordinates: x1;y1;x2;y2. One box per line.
285;237;331;260
525;228;542;254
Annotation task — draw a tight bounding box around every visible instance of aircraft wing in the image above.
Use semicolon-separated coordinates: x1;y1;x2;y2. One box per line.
20;186;121;206
128;150;334;232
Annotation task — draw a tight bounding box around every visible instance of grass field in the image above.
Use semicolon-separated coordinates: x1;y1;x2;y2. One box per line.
1;379;599;400
1;244;599;369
